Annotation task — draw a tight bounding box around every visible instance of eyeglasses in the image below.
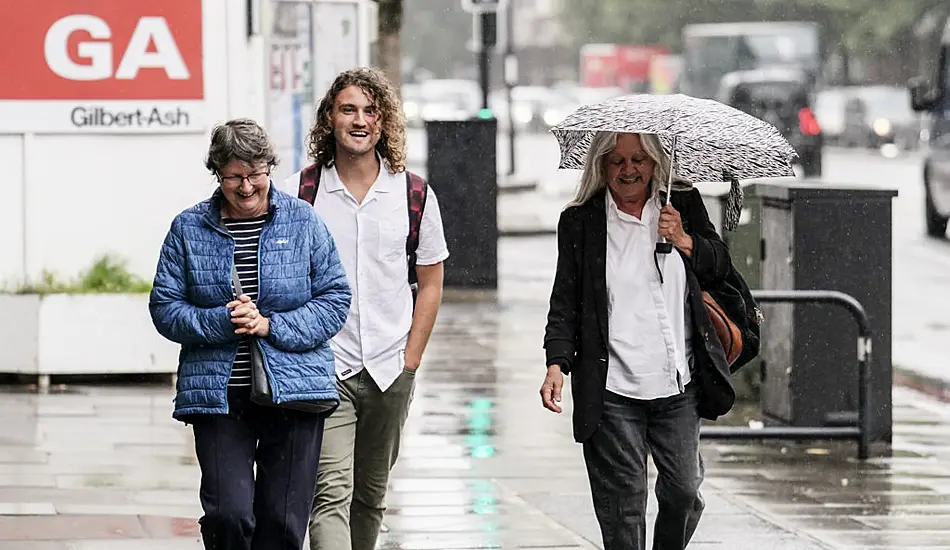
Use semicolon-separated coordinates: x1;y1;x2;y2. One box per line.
219;171;269;185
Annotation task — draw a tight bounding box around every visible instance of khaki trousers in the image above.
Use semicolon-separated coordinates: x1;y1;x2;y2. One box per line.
308;368;415;550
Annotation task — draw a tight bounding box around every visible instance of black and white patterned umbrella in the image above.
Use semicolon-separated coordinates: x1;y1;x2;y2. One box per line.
551;94;798;232
550;93;798;181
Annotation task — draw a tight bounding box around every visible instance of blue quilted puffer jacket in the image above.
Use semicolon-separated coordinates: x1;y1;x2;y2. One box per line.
149;185;351;420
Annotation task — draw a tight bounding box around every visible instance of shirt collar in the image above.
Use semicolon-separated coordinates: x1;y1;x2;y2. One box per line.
606;191;660;225
324;153;400;193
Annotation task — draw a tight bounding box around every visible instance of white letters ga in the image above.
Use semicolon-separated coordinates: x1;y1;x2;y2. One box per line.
44;15;190;81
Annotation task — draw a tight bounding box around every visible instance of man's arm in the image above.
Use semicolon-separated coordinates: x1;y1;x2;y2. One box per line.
405;184;449;371
404;262;444;370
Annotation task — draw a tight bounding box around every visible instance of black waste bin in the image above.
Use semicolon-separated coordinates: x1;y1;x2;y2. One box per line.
753;182;896;444
424;118;498;289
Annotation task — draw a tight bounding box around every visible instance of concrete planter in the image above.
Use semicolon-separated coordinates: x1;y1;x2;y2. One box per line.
0;294;178;388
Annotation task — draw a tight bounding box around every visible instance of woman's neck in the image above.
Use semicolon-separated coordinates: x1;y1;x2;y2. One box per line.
610;190;648;219
221;202;267;220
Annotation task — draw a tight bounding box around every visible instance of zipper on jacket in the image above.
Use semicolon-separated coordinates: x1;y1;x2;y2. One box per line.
254;208;279;402
210;198;281;402
201;209;239;393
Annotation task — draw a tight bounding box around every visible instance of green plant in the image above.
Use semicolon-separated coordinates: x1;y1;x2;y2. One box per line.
9;255;152;295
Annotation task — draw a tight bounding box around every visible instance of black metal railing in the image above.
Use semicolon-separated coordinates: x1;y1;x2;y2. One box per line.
700;290;872;460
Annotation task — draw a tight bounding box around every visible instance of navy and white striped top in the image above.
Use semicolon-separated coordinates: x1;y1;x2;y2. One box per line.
223;215;267;388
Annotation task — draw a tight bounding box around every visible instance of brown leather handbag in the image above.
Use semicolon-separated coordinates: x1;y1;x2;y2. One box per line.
702;291;743;366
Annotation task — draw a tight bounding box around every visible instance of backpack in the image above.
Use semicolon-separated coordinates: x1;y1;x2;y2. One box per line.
297;163;428;296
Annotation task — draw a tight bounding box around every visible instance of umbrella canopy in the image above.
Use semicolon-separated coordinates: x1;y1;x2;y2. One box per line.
550;93;798;183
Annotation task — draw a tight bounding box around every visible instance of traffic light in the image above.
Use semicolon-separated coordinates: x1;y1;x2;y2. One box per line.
463;0;506;113
463;0;503;51
479;12;497;49
469;10;498;52
461;0;502;12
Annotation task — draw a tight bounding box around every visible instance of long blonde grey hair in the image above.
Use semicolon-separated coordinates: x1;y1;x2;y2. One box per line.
568;132;672;207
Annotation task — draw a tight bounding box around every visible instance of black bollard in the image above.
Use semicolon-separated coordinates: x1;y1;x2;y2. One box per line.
424;118;498;289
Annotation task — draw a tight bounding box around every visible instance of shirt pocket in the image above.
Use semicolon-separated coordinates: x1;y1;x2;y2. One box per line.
375;208;408;261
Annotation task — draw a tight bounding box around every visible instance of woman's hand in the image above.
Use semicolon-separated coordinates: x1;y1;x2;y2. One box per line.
227;294;270;337
658;204;694;256
540;365;564;414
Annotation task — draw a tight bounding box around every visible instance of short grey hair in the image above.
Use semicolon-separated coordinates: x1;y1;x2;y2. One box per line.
204;118;279;175
568;132;670;207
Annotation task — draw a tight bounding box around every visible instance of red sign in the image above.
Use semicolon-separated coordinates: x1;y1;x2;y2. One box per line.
0;0;203;100
616;45;669;86
580;43;669;91
580;44;618;88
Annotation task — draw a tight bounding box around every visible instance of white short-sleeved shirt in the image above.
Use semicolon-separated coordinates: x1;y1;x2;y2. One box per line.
281;160;449;392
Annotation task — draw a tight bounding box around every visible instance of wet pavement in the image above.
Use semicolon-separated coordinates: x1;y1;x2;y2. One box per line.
1;234;949;549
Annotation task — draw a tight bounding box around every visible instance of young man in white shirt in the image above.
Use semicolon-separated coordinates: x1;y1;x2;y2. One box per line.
281;67;449;550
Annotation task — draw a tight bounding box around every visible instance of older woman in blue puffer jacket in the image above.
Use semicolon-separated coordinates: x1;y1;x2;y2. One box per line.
149;118;351;550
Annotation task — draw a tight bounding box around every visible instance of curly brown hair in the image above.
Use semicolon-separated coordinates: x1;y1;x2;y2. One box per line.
306;67;406;174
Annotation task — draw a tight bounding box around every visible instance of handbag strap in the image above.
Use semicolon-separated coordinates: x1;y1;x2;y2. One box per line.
230;265;255;344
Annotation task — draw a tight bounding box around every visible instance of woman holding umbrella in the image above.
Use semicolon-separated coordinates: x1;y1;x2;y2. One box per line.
539;131;735;550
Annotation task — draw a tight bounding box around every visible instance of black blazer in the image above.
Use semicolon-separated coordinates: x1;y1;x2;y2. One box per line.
543;188;736;443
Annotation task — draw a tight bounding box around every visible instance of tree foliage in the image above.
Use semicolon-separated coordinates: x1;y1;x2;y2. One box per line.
373;0;404;92
402;0;472;79
372;0;475;88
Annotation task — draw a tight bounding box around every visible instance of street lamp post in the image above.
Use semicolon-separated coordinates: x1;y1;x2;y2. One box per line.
504;1;516;175
463;0;502;112
463;0;517;174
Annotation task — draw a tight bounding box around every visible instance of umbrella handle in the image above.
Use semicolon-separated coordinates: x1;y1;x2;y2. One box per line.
656;161;674;254
656;135;676;256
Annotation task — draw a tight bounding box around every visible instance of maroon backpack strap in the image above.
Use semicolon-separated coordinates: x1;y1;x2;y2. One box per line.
298;163;321;205
405;170;428;290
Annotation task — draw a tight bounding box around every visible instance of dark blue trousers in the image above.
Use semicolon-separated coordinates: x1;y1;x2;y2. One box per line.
190;389;326;550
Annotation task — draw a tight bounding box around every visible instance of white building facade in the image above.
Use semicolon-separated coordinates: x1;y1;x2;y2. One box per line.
0;0;373;286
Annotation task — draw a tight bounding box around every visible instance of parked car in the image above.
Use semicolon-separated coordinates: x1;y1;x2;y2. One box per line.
715;67;823;177
402;83;423;128
909;16;950;238
403;79;481;126
839;86;922;150
490;86;559;132
542;85;625;128
813;87;849;145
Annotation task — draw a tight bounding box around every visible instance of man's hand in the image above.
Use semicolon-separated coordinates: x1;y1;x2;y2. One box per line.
403;348;422;373
403;262;444;374
540;364;564;414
